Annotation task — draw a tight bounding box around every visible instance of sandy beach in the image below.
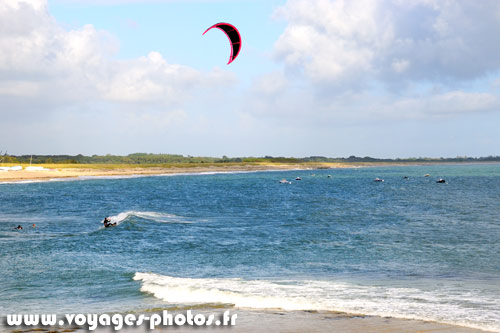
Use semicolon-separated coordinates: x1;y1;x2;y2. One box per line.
173;310;489;333
0;163;348;183
3;310;489;333
2;161;498;184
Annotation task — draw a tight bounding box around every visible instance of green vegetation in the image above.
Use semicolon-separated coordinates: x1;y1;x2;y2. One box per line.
1;151;500;165
302;155;500;163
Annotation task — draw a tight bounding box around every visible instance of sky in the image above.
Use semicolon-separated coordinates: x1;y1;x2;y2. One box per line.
1;0;500;158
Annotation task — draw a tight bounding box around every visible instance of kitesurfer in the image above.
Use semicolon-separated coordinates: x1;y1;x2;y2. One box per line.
102;217;116;228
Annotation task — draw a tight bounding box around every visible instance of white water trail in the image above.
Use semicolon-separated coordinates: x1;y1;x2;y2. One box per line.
105;211;195;226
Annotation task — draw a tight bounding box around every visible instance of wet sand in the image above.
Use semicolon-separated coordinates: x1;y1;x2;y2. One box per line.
228;310;488;333
3;310;489;333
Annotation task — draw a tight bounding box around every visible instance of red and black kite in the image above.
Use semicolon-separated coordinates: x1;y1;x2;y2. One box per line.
203;22;242;65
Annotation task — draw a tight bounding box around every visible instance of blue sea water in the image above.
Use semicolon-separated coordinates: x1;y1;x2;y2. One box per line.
1;165;499;331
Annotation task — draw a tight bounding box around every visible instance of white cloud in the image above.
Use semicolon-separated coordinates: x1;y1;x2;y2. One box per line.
98;52;202;104
0;81;41;97
274;0;500;86
0;0;233;115
51;0;238;4
391;91;499;116
391;59;410;73
243;79;500;131
0;0;241;155
234;0;500;133
252;72;288;96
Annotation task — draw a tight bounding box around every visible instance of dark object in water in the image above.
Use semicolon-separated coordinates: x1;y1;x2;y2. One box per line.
374;178;384;182
296;177;302;180
436;179;446;183
14;225;23;230
403;176;409;179
103;216;117;228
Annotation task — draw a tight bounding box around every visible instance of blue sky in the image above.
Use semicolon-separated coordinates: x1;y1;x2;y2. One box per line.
49;0;285;77
2;0;500;158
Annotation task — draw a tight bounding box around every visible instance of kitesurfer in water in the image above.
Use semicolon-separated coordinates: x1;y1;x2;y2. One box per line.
103;217;116;228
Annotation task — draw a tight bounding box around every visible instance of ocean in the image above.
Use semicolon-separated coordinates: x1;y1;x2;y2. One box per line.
1;165;499;331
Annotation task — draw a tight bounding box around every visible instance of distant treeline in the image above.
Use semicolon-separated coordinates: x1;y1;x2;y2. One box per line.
303;155;500;163
1;152;500;164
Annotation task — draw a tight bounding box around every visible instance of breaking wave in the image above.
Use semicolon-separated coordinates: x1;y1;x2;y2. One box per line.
134;272;500;332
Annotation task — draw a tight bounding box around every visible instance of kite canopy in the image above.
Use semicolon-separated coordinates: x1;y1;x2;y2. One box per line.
203;22;241;65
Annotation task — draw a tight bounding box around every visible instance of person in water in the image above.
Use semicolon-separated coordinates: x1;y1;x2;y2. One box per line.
15;225;23;230
103;217;116;228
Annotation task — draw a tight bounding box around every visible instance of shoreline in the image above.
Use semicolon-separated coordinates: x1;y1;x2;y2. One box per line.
3;309;490;333
0;163;349;184
213;309;491;333
2;161;499;184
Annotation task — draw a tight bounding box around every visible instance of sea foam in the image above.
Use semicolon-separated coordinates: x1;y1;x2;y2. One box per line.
133;272;500;332
107;211;195;226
